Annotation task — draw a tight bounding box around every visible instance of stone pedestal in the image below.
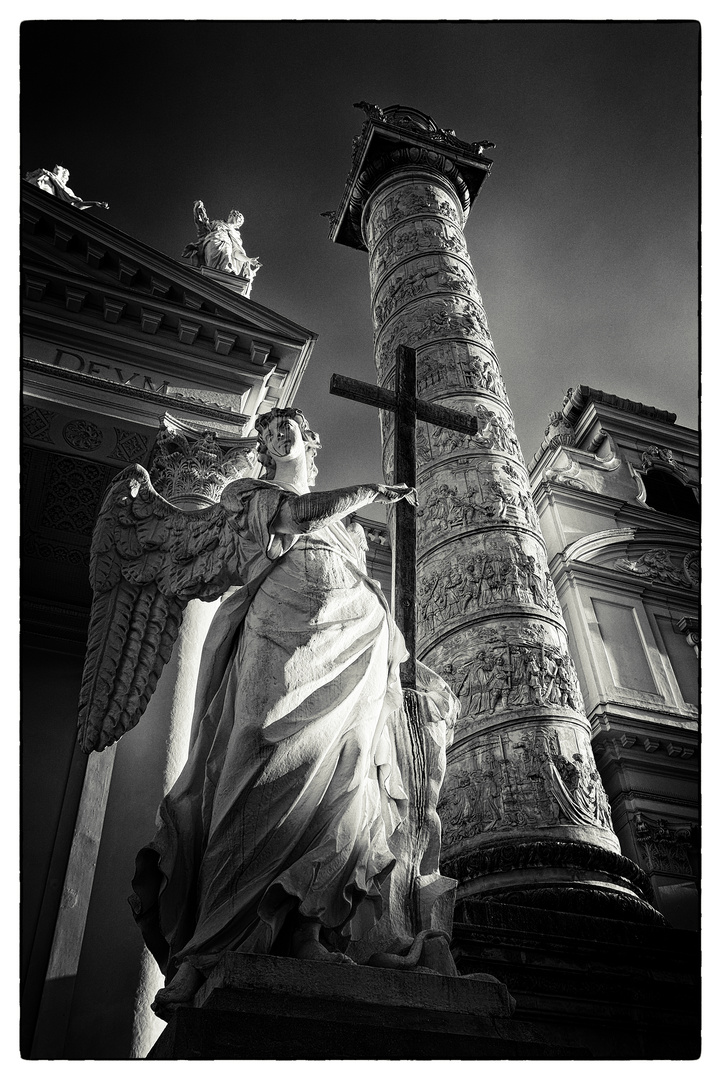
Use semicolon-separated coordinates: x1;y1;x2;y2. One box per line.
147;953;587;1059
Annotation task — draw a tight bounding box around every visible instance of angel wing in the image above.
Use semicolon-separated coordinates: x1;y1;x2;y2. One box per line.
77;465;248;754
193;199;212;238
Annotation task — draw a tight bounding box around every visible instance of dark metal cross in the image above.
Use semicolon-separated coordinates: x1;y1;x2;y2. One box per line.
330;344;478;688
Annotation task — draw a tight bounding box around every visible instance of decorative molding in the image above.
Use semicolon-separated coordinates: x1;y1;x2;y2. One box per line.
561;385;677;427
676;616;700;654
111;428;150;464
62;419;104;452
441;838;655;900
36;455;113;536
23;404;55;443
614;548;699;589
544;410;576;449
632;813;697;877
640;444;689;476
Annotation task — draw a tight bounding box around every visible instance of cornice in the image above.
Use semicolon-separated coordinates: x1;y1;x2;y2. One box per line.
22;185;318;344
548;555;699;603
329;105;493;251
533;480;700;535
23;358;251;428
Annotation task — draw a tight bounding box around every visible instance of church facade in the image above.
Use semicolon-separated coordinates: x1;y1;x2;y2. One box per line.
21;180;316;1057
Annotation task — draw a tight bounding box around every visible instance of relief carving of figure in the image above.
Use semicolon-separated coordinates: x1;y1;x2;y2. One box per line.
182;201;261;287
488;654;511;713
78;407;459;1011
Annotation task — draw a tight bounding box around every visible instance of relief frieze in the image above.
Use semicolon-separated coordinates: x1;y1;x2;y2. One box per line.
372;256;477;328
370;218;467;282
367;183;460;249
375;296;493;376
438;725;614;843
423;622;581;717
417;535;563;638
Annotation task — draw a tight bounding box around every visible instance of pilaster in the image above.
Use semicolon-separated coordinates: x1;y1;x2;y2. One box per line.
34;421;257;1059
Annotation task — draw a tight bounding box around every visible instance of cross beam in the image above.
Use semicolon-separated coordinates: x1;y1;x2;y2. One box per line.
330;344;478;687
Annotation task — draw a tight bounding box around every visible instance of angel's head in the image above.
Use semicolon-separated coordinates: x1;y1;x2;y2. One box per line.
228;210;244;227
53;165;69;185
255;408;321;484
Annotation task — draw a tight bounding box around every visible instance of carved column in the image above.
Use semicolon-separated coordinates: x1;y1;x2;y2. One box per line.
330;104;659;923
44;419;257;1059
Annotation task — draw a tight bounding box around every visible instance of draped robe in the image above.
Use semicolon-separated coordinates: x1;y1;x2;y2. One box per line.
131;479;414;979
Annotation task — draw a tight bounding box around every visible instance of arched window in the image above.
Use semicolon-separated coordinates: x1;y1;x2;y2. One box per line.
643;468;699;521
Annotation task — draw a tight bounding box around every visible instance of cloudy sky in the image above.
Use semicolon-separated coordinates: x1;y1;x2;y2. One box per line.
20;19;699;497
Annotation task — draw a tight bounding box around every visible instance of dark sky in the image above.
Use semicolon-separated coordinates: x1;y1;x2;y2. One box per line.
20;20;699;498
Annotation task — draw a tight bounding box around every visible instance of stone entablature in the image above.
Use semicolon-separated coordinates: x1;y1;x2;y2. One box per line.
22;184;317;421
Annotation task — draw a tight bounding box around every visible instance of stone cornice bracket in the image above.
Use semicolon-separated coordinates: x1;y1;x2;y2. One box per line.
149;414;257;506
330;104;494;251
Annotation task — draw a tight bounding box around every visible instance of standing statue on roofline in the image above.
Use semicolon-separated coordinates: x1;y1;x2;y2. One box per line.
182;200;262;293
24;164;109;210
77;406;460;1016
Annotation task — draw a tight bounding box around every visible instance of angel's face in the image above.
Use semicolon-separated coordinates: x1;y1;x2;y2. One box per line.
263;415;305;462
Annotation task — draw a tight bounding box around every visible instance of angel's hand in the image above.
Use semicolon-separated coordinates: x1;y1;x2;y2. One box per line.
375;483;418;507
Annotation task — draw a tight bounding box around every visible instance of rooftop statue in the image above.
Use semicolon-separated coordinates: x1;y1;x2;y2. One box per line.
24;164;109;210
78;408;458;1013
182;200;261;291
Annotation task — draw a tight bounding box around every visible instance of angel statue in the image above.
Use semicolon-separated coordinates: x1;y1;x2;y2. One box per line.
182;201;261;291
24;164;109;210
78;407;459;1016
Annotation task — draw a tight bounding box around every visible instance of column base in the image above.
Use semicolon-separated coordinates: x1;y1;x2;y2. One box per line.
443;839;664;925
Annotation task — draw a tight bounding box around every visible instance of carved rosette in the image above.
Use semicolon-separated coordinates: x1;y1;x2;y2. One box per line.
360;164;634;901
149;417;256;506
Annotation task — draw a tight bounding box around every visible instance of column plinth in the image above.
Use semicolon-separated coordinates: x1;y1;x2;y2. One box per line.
330;104;660;924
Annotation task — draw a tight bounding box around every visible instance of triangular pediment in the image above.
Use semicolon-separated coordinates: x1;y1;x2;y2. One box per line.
23;182;315;343
22;183;316;426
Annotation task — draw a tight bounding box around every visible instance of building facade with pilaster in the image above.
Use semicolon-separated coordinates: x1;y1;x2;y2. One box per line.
21;180;316;1057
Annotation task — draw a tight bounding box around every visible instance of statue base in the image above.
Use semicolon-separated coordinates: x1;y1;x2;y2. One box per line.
146;952;588;1059
198;265;254;298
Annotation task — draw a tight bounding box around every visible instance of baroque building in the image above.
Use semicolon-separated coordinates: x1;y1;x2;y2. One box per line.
21;179;316;1057
357;382;700;930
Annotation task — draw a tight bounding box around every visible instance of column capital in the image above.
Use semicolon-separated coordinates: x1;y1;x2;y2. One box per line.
329;103;494;251
149;414;257;506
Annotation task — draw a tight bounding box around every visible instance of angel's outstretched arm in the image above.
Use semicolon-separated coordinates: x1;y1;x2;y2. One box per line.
272;482;417;535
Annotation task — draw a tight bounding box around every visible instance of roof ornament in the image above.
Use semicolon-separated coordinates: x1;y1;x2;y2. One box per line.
23;164;109;211
182;201;261;295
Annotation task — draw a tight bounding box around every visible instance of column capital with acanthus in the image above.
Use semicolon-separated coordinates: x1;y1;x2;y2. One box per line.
329;103;495;251
149;414;258;508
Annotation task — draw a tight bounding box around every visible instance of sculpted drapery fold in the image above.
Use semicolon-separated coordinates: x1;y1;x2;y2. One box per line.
80;408;458;1011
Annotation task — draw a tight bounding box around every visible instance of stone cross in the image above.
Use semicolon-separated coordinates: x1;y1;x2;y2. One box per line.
330;343;478;687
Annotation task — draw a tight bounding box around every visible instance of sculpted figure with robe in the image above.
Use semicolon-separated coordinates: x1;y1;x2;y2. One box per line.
78;408;458;1014
182;201;261;288
24;164;109;210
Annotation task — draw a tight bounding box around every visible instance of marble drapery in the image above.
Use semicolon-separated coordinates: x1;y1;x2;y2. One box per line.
130;479;453;981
